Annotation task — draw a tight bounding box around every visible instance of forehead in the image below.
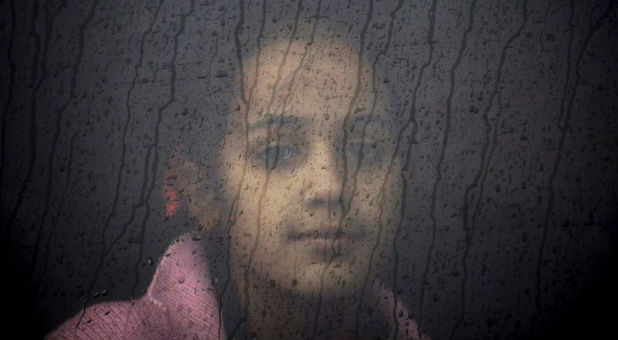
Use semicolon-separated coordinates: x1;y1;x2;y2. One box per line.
239;38;392;128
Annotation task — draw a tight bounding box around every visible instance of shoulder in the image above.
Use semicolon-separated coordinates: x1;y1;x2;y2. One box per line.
45;300;132;340
45;296;180;340
45;232;224;339
372;279;431;340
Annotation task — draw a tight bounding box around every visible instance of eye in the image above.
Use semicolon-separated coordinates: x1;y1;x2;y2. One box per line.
346;141;383;163
254;144;297;168
279;146;295;160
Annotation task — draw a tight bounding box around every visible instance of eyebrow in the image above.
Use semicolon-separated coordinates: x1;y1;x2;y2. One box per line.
351;113;387;126
248;113;388;132
248;115;307;132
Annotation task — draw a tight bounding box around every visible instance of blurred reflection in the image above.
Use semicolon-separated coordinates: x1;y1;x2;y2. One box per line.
47;27;424;340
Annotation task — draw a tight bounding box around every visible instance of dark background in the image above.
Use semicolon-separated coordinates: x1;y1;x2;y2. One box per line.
1;0;616;339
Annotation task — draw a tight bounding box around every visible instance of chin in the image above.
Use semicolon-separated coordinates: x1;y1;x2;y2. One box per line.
287;262;370;299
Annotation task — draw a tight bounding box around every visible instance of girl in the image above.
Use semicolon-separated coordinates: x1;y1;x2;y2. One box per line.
47;23;426;340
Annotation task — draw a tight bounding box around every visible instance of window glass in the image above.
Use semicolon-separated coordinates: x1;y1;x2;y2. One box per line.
1;1;616;339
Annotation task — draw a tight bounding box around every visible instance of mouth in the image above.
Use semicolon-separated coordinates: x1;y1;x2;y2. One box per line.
288;228;366;254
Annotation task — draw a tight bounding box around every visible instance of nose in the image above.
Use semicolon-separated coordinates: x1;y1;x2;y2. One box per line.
301;140;344;210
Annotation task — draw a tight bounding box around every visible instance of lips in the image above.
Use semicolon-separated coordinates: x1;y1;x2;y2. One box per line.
290;229;364;241
288;228;365;254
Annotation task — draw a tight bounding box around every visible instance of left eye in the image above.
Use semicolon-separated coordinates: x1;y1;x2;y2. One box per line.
346;142;381;160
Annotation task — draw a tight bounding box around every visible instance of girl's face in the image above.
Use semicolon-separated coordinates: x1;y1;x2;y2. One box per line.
221;39;403;299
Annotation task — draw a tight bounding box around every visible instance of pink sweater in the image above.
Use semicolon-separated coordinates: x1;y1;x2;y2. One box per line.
46;233;426;339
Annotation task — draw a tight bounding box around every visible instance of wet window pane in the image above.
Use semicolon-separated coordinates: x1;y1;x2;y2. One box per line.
1;0;616;339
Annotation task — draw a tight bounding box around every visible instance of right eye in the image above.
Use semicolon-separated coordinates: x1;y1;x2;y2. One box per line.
254;144;297;168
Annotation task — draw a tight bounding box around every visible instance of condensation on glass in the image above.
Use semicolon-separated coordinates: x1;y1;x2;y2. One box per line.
0;0;616;339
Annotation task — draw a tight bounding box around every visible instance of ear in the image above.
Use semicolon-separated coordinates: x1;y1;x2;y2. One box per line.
162;155;221;231
163;155;182;218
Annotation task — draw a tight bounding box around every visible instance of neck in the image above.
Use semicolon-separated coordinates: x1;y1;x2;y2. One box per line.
236;275;376;340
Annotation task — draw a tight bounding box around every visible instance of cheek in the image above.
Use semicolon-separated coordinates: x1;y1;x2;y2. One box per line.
230;174;297;253
354;171;399;208
350;171;403;237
